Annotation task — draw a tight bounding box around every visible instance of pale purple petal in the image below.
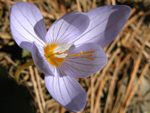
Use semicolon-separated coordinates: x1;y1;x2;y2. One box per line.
10;2;46;52
74;5;131;47
44;68;87;112
45;12;90;44
60;43;107;78
32;42;54;75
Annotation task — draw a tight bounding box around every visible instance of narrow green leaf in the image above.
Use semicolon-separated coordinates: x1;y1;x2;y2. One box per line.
22;49;29;58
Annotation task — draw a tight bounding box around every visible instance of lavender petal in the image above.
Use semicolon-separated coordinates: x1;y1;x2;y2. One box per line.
32;42;54;75
61;43;107;78
10;2;46;51
45;12;90;44
74;5;131;47
44;68;87;112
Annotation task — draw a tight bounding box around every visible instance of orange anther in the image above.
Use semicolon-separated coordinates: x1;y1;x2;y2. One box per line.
67;50;95;60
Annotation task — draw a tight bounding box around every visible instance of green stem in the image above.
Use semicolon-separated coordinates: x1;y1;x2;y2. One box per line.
15;60;34;83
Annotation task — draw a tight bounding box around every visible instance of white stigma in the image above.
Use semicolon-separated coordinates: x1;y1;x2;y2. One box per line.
53;43;73;58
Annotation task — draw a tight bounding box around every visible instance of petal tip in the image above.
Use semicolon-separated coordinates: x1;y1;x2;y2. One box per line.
65;90;87;112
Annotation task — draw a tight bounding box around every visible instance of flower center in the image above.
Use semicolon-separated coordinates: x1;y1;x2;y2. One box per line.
44;43;95;66
44;43;65;66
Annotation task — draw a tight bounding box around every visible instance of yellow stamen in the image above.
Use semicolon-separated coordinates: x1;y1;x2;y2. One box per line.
67;51;95;60
80;56;93;60
44;44;95;66
44;44;64;66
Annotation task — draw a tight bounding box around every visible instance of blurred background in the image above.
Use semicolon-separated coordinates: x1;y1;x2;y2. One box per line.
0;0;150;113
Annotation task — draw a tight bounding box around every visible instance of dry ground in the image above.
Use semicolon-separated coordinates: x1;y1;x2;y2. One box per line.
0;0;150;113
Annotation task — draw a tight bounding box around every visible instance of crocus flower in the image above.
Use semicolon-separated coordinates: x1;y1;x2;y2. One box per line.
10;2;131;112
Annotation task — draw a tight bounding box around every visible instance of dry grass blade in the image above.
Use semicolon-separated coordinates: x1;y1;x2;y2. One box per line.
1;0;150;113
94;48;121;113
29;66;44;113
34;67;46;111
104;59;120;113
90;75;94;113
